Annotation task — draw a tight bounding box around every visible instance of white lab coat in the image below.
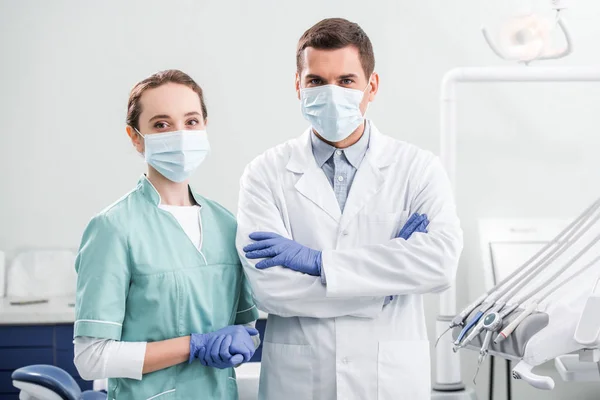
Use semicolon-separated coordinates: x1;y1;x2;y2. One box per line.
236;122;463;400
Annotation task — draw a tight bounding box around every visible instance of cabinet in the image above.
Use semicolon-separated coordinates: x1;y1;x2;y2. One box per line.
0;324;93;399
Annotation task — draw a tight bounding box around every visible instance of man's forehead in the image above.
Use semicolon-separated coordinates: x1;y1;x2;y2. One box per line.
301;46;364;77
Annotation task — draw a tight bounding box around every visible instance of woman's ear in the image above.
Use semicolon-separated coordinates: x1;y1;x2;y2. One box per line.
126;126;144;154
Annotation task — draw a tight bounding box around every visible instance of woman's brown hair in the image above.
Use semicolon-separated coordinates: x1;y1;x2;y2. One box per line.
126;69;208;130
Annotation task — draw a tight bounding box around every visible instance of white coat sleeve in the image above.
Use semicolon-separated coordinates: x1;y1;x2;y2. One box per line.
73;336;146;381
321;156;463;298
236;161;385;319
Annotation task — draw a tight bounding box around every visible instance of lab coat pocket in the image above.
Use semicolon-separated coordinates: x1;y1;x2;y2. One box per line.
377;340;430;400
360;211;408;245
259;342;313;400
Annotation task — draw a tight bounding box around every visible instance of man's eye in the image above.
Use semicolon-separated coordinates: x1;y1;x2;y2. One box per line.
309;79;322;85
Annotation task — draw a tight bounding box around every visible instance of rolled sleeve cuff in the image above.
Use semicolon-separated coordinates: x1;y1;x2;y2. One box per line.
74;319;123;340
235;305;259;325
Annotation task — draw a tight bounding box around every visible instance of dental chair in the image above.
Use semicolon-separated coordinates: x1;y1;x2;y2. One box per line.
11;365;106;400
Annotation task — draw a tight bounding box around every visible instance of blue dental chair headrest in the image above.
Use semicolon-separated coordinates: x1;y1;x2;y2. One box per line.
12;364;82;400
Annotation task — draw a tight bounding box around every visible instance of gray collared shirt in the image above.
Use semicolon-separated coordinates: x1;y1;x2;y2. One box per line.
310;122;371;213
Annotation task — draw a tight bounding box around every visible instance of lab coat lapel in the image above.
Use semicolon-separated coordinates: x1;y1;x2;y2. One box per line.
339;154;384;232
295;167;342;222
287;130;342;223
339;125;391;232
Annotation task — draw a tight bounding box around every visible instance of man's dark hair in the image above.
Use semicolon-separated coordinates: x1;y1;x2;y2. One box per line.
296;18;375;78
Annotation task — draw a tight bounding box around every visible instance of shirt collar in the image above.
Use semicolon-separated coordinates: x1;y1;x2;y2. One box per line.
310;120;371;169
310;132;336;168
138;174;203;208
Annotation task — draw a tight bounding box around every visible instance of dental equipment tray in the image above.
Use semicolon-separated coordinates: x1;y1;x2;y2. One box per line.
555;354;600;382
452;309;549;360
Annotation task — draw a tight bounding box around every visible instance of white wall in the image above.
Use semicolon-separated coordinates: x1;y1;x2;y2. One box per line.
2;1;600;398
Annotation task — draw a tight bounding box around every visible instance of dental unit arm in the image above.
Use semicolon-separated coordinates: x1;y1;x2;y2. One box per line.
448;193;600;390
454;265;600;390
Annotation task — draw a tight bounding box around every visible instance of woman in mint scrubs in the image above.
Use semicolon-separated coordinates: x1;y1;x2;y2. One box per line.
73;69;259;400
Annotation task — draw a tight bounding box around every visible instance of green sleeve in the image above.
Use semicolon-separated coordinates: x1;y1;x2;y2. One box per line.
74;214;130;340
235;270;259;325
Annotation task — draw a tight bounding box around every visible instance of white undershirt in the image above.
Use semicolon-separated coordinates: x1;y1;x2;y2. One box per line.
159;204;202;249
74;205;212;381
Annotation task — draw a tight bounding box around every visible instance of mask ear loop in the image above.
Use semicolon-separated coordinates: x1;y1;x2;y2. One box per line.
133;127;147;159
362;74;374;118
134;127;146;139
362;76;372;93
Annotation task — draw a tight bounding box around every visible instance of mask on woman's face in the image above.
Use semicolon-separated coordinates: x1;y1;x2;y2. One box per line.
135;128;210;183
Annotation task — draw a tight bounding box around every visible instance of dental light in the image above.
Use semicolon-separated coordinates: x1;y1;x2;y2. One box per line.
482;0;573;63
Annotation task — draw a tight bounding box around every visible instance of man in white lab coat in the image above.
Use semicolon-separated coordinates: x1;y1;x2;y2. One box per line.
236;17;463;400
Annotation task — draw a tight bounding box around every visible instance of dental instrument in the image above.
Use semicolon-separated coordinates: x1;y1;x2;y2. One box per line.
473;312;504;384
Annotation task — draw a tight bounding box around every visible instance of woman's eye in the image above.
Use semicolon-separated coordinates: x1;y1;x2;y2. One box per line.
187;119;199;126
154;122;169;129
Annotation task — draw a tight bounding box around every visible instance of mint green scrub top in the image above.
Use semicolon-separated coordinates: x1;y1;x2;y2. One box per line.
74;176;258;400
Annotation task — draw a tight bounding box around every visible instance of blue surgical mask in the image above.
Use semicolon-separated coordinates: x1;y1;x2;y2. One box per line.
135;129;210;183
300;83;369;142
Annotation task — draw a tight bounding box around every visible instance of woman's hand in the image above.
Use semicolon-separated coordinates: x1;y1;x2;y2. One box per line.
199;335;242;369
190;325;259;368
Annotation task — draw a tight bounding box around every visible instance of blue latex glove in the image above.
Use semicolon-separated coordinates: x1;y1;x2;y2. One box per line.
244;232;322;276
398;213;429;239
189;325;259;368
200;335;239;369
